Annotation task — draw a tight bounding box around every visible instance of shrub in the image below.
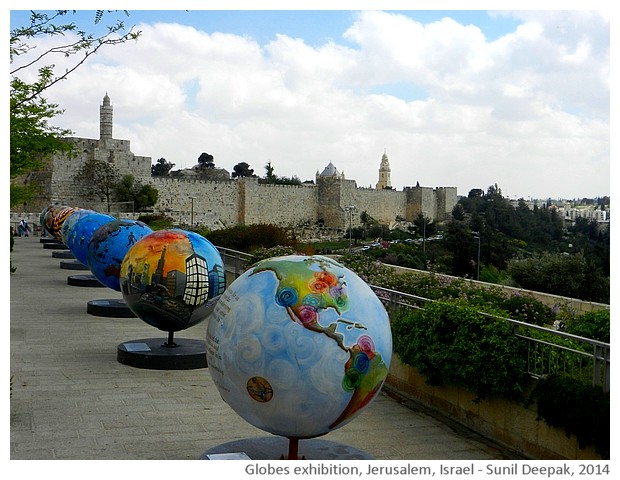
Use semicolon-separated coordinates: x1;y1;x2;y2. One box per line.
391;300;530;402
531;374;609;459
564;309;610;343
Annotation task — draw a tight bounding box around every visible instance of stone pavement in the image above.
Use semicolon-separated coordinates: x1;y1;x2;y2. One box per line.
9;235;525;464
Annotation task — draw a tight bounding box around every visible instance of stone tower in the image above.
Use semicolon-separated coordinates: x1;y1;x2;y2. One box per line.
376;150;392;189
100;93;113;140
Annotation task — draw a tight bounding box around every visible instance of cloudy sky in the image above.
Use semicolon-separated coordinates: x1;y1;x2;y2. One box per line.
9;2;611;200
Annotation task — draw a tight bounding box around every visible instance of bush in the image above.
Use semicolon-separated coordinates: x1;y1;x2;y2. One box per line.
564;309;610;343
199;224;296;252
531;374;609;459
392;300;530;401
137;214;175;230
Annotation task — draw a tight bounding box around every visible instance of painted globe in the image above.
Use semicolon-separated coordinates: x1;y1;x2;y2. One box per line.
41;205;66;237
40;205;55;234
86;219;153;291
49;206;80;240
206;254;392;439
64;211;116;266
119;229;226;332
60;209;96;246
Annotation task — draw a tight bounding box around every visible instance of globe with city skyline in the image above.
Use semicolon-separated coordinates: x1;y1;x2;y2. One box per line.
206;254;392;439
119;229;226;332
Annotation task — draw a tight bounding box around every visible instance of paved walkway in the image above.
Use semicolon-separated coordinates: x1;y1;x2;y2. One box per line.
10;235;525;464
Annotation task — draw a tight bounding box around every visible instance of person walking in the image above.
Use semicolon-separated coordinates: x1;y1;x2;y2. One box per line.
18;219;30;237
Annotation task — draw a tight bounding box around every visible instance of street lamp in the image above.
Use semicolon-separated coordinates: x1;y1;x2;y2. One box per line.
472;232;481;280
189;196;196;227
344;205;356;253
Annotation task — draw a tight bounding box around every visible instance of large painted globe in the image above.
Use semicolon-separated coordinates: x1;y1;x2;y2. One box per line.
86;219;153;291
119;229;226;332
206;254;393;439
64;211;116;266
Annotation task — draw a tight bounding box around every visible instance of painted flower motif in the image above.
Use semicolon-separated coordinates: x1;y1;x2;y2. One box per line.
352;351;370;374
302;293;326;309
296;305;318;326
357;334;376;359
276;286;298;307
308;278;328;293
315;270;338;287
342;367;362;392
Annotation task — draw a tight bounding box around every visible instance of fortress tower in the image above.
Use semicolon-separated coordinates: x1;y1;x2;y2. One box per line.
100;93;113;140
376;150;392;189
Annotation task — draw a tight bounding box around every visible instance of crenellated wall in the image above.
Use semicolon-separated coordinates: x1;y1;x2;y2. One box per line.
16;95;457;230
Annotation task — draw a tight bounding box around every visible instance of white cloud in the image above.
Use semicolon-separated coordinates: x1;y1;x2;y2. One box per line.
10;10;610;199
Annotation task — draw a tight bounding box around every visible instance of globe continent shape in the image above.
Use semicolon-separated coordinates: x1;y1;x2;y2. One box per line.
65;212;116;266
120;229;226;332
206;254;393;439
87;219;153;291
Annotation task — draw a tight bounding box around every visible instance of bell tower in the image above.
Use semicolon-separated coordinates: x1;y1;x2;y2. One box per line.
376;150;392;189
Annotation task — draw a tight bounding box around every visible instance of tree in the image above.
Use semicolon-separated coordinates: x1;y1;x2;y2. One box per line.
115;175;159;211
231;162;255;179
72;158;121;211
151;157;175;176
10;11;140;110
264;161;276;183
197;152;215;169
10;11;141;207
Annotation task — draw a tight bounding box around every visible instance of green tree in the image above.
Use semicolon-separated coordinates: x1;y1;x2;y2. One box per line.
72;158;121;212
10;11;140;207
115;175;159;211
197;152;215;169
231;162;255;178
151;157;175;176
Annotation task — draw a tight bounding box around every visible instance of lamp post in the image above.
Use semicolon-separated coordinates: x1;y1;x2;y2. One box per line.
472;232;481;280
345;205;356;253
189;196;196;227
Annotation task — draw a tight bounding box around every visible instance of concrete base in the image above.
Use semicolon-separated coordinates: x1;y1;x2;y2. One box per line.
117;338;207;370
87;299;136;318
200;436;374;460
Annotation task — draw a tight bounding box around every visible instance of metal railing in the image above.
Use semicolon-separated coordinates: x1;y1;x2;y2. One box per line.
216;249;610;393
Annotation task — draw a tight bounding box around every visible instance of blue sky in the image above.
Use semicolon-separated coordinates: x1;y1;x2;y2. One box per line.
8;5;611;199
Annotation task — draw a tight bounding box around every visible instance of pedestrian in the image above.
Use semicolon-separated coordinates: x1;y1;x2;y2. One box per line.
19;219;30;237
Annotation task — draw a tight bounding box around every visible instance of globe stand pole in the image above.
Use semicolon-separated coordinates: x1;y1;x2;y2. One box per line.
287;437;299;460
162;331;178;348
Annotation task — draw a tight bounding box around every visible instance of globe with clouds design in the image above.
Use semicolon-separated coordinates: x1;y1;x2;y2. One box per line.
206;254;392;439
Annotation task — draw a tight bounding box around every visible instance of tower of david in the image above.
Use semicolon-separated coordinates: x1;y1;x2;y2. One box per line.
22;94;457;232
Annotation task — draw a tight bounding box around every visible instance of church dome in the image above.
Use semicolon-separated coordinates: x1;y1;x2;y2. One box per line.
319;161;340;177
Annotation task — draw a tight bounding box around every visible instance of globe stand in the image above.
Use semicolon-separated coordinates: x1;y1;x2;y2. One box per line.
200;436;374;460
52;250;74;259
60;260;89;270
67;274;106;288
117;331;207;370
87;299;136;318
